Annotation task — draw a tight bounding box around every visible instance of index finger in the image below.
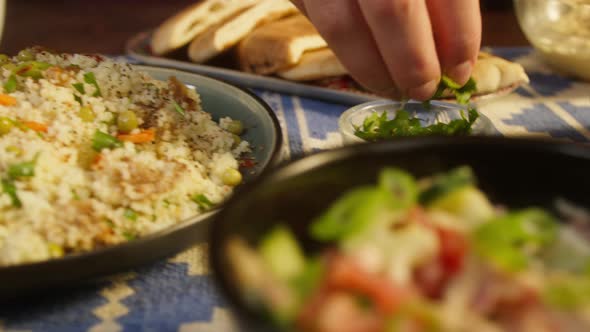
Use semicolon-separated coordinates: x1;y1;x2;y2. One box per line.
427;0;482;85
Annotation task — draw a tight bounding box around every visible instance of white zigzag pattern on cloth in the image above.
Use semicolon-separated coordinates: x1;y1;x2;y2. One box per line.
169;243;210;276
178;308;238;332
88;273;136;332
259;91;291;161
291;96;343;152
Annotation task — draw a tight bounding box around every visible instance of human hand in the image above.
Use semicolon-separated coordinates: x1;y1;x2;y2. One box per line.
290;0;482;100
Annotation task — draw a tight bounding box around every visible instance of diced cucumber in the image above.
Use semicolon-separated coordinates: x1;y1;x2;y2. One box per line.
378;168;418;208
429;186;494;225
310;186;392;241
258;225;306;282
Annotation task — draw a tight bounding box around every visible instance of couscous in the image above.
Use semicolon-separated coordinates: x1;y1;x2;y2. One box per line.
0;47;250;266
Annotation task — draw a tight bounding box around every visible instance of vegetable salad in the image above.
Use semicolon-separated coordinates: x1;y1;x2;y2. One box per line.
227;167;590;332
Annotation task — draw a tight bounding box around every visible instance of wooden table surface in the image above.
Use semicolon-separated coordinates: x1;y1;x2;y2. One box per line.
0;0;530;55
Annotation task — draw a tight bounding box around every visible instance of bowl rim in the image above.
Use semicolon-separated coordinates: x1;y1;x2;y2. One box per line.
209;136;590;328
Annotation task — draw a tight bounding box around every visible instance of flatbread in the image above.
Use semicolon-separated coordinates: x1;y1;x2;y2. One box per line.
277;48;347;81
470;52;530;95
187;0;298;63
151;0;260;55
237;14;328;75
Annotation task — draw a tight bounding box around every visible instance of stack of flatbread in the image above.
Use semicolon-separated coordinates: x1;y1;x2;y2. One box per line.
151;0;529;98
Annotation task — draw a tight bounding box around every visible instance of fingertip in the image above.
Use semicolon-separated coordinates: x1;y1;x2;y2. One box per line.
407;79;439;101
445;60;474;86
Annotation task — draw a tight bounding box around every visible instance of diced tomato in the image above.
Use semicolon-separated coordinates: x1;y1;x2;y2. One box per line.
313;292;384;332
436;227;467;276
297;253;412;332
413;218;468;299
324;254;410;315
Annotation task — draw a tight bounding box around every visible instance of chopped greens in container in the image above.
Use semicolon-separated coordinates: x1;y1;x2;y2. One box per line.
354;76;480;141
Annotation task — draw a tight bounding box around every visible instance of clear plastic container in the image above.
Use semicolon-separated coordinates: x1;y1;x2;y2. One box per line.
338;100;495;145
515;0;590;81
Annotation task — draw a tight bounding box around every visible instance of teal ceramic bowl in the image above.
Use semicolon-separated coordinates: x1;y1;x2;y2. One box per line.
0;65;283;299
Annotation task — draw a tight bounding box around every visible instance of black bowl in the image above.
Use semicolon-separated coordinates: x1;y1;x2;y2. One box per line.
209;136;590;331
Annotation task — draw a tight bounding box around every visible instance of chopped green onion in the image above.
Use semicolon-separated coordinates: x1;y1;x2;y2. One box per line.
122;231;136;241
124;208;138;221
2;178;21;207
72;82;85;94
7;159;36;178
192;194;213;210
83;72;101;97
15;61;52;79
71;189;80;201
4;74;17;93
173;101;186;118
104;219;115;228
74;94;83;105
92;130;123;151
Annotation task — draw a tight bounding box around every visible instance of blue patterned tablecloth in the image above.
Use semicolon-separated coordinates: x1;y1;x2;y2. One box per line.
2;47;590;332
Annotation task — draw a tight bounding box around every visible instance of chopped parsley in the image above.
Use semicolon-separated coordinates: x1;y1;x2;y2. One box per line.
192;194;213;210
2;178;20;207
72;82;85;94
122;231;137;241
92;130;123;151
83;72;101;97
354;76;480;141
124;208;138;221
173;101;186;118
3;74;17;93
354;108;479;141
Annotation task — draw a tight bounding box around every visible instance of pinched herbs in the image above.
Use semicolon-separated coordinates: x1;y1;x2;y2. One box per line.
354;76;480;141
433;76;477;105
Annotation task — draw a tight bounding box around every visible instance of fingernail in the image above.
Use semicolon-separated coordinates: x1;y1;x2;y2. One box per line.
407;79;439;101
447;61;473;85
